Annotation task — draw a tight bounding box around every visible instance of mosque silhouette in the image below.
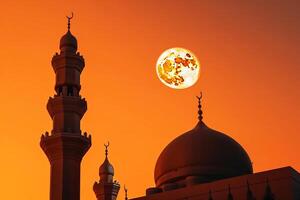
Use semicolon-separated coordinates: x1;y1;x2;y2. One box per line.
40;17;300;200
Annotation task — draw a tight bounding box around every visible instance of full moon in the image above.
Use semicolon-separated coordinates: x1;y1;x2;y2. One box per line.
156;47;200;89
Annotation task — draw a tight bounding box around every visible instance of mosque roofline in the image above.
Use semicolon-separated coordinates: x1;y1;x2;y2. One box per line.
130;166;300;200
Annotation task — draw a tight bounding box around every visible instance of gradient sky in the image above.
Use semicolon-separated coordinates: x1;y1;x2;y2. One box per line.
0;1;299;199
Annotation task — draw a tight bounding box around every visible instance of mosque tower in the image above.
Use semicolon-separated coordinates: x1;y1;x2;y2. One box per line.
93;142;120;200
40;14;91;200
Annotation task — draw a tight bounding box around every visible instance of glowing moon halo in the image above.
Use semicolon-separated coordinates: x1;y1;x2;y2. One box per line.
156;47;200;89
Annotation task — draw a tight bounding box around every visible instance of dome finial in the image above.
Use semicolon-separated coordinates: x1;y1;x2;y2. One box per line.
124;185;128;200
104;141;110;158
196;92;203;122
66;12;74;31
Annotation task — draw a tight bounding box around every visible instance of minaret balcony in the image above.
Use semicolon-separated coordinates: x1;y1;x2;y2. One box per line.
40;131;91;162
93;181;120;200
51;53;85;73
47;96;87;119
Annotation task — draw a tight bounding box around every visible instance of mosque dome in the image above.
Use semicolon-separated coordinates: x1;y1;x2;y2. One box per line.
59;30;78;53
154;94;253;188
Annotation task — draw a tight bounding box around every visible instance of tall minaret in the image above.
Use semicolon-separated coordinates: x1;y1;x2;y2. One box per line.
40;14;91;200
93;142;120;200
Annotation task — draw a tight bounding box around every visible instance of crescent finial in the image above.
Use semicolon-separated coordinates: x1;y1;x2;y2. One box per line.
196;91;203;122
196;91;202;100
66;12;74;31
66;12;74;20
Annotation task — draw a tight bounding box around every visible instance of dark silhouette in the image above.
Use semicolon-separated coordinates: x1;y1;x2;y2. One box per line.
227;185;234;200
130;95;300;200
93;143;120;200
196;92;203;121
155;92;253;188
40;14;91;200
246;181;256;200
208;190;213;200
124;186;128;200
263;179;275;200
39;17;300;200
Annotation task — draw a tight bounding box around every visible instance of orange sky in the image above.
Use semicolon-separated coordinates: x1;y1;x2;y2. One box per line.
0;1;299;199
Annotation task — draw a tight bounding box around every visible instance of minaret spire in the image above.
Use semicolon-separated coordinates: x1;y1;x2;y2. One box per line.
104;141;110;158
66;12;73;31
196;92;203;122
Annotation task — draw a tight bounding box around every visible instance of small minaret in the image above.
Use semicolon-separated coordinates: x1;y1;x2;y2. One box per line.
40;14;91;200
93;142;120;200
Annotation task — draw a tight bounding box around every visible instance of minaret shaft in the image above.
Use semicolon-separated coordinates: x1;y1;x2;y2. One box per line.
41;133;90;200
50;159;80;200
